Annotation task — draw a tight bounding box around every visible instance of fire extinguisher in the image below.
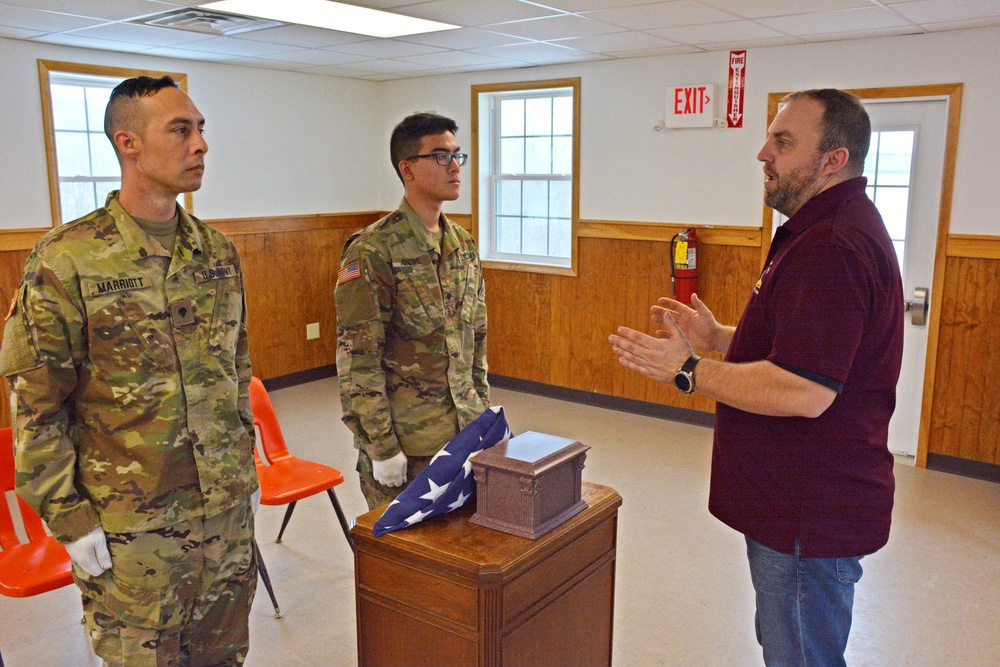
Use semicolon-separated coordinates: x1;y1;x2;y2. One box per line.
670;228;700;305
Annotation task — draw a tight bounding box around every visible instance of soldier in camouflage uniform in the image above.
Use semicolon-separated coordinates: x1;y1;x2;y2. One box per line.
0;76;258;666
335;113;489;510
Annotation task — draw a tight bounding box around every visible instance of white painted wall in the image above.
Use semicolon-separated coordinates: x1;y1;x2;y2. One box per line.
2;26;998;235
376;26;1000;236
0;37;382;227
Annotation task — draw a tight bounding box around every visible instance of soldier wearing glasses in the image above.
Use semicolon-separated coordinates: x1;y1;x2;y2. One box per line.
335;113;489;510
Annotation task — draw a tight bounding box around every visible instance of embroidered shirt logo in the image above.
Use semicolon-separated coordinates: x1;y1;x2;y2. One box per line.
338;262;361;285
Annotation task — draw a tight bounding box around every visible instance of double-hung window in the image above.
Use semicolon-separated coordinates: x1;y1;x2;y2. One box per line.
473;79;580;275
38;61;189;226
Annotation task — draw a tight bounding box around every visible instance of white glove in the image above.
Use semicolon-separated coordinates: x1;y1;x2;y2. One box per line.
372;451;408;487
66;527;112;577
251;487;261;514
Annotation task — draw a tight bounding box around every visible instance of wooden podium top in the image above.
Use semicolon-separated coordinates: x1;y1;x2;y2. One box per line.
351;482;622;582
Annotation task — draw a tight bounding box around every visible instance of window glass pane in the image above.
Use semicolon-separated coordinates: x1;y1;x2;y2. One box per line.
522;180;548;218
497;180;521;216
496;217;521;253
873;186;909;241
525;97;551;136
552;96;572;135
892;240;905;272
863;133;880;182
552;136;572;174
51;84;87;131
500;137;524;174
500;98;524;137
525;137;551;174
522;217;548;256
56;131;91;177
85;86;113;132
549;217;572;258
550;180;571;219
90;133;119;177
60;181;97;223
876;131;914;186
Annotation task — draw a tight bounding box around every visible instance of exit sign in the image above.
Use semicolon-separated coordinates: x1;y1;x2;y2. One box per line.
665;84;715;128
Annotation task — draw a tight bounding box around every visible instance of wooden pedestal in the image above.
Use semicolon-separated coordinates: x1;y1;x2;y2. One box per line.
351;482;622;667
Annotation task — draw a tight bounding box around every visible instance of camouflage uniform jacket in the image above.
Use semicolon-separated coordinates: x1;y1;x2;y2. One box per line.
335;199;488;460
0;192;257;544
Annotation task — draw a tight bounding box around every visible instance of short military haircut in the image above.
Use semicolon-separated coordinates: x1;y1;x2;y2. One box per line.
389;113;459;183
104;75;179;155
782;89;871;178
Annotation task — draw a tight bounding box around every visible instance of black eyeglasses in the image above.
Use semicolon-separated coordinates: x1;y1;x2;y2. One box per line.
405;152;468;167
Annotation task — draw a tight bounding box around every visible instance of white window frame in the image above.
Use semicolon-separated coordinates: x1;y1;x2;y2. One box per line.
38;60;190;226
472;78;580;276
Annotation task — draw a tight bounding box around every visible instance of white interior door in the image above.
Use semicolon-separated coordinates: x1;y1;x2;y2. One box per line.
863;99;948;459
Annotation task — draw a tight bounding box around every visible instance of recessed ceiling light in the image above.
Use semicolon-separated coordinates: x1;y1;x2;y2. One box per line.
200;0;459;39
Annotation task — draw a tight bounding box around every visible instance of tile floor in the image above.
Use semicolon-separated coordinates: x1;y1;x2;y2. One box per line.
1;377;998;666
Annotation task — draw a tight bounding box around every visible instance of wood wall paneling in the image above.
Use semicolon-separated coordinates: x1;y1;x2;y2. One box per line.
1;215;997;468
930;256;1000;465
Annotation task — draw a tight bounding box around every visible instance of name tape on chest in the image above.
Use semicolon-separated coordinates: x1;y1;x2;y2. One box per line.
88;276;150;297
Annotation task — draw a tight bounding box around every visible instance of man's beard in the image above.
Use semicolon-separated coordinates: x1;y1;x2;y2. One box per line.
764;155;826;217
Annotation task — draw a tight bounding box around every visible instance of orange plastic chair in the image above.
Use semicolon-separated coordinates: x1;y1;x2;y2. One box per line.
249;377;353;549
249;377;353;618
0;426;75;664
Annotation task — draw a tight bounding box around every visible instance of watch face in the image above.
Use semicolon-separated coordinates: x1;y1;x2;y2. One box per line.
674;372;693;393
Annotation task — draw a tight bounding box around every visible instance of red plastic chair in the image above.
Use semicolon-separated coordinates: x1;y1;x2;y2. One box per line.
249;377;353;549
0;426;75;664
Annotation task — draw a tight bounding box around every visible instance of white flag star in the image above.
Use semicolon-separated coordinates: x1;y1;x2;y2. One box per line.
419;478;450;502
448;490;471;511
404;508;433;526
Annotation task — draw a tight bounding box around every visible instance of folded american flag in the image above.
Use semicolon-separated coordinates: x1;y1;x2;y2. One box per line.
373;406;511;537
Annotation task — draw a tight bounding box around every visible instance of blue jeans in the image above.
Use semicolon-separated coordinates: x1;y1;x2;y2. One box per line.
745;537;864;667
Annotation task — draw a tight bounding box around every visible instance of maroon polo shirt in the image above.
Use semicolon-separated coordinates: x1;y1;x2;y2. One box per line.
709;177;904;558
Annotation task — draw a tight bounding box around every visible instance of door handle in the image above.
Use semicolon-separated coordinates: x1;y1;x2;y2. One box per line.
904;287;929;326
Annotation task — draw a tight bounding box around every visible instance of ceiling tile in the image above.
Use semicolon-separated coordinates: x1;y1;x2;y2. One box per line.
470;40;589;63
323;38;445;58
584;0;739;30
65;22;216;47
649;19;787;44
550;30;679;53
485;14;626;40
393;26;530;49
29;31;155;51
169;35;305;56
0;22;41;37
226;24;372;48
399;49;523;68
393;0;562;26
260;48;376;66
889;0;1000;24
757;6;913;35
697;0;873;19
0;3;104;31
0;0;177;21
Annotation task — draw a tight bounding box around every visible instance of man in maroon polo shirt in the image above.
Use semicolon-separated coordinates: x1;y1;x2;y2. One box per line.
610;89;904;666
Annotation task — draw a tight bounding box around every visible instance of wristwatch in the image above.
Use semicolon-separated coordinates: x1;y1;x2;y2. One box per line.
674;354;702;394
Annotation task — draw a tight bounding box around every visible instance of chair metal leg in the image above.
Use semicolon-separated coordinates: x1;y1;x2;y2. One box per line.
327;489;355;552
253;540;282;619
275;501;297;543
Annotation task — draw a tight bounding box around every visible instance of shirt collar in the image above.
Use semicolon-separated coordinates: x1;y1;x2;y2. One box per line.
397;198;462;258
105;190;203;264
780;177;869;235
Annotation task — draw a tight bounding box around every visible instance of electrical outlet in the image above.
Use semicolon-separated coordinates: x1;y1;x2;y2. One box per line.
306;322;320;340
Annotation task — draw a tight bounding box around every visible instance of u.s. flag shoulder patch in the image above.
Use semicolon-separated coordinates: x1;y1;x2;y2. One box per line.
337;261;361;285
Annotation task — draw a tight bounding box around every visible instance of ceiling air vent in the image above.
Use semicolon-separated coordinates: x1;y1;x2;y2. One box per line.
130;8;282;35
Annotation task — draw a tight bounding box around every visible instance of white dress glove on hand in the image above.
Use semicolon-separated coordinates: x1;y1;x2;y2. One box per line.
251;487;261;514
66;527;112;577
372;451;408;487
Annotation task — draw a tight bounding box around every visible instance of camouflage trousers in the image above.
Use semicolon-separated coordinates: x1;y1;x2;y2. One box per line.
74;501;257;667
357;449;433;511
